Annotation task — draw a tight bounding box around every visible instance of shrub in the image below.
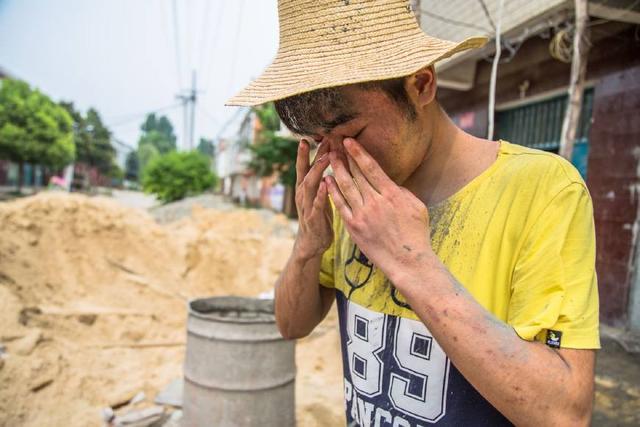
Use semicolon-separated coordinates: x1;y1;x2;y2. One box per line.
142;151;217;203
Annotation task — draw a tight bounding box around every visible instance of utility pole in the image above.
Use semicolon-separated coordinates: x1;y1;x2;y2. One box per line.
559;0;590;161
176;69;198;151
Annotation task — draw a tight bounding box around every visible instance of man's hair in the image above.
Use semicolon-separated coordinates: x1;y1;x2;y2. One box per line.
274;77;417;136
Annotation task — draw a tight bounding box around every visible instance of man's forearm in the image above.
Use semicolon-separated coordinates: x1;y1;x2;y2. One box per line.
274;243;327;339
389;252;593;426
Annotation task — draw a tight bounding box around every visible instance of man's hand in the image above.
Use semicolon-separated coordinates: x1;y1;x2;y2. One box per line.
294;139;333;260
273;139;335;340
324;137;433;280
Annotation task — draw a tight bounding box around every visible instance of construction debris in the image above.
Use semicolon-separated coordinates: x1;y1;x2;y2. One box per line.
154;379;183;408
110;406;165;427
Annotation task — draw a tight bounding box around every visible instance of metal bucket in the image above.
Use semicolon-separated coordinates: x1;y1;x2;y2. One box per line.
182;296;295;427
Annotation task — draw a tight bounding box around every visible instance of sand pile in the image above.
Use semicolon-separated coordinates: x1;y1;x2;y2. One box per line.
0;192;343;427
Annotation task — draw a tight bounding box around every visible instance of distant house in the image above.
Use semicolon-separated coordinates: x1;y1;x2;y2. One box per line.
216;110;260;206
421;0;640;331
216;108;293;214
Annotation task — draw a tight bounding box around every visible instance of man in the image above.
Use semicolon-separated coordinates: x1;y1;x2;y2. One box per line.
227;1;599;426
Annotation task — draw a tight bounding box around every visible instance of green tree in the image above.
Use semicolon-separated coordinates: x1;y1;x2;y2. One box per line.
139;130;175;155
142;150;217;203
248;103;297;187
60;102;118;178
0;79;75;191
125;151;139;181
137;143;160;176
197;137;215;158
139;113;176;154
248;134;298;187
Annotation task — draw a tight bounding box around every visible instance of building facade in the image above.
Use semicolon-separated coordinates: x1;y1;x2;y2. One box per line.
421;0;640;329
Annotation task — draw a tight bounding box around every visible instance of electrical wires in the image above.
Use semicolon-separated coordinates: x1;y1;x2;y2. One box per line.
477;0;496;31
106;103;182;128
227;0;246;91
171;0;183;90
420;9;491;33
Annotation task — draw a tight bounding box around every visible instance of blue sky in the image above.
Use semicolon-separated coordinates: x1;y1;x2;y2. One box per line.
0;0;279;163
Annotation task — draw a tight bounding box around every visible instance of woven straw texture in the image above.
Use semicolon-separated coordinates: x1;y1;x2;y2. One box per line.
227;0;487;106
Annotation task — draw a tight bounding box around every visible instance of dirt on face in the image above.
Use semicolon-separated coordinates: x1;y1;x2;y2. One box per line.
0;192;345;426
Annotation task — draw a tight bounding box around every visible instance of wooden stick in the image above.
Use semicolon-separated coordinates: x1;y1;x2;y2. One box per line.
559;0;591;160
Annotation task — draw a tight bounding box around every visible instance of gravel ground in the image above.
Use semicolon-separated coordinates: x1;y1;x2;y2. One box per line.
148;193;236;223
109;189;158;210
593;335;640;426
147;193;298;237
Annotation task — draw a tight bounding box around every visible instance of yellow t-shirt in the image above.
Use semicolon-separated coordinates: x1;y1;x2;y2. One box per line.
320;140;600;350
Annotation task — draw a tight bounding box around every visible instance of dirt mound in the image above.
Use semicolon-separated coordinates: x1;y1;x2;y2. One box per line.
0;192;345;427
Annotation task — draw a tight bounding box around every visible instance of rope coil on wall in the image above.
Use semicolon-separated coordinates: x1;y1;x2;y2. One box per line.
549;27;574;63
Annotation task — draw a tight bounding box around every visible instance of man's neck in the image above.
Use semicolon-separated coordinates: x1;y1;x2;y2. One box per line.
404;108;499;207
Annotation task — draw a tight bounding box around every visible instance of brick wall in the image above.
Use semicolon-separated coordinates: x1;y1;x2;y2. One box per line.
586;65;640;326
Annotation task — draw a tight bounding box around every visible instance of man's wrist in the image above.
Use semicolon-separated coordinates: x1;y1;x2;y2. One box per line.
292;236;325;265
388;247;442;293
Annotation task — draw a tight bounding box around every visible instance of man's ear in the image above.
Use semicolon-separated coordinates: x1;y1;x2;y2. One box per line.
407;66;437;108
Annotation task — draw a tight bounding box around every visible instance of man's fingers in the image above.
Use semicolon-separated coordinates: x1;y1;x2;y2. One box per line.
311;141;330;166
295;139;310;188
343;138;394;193
330;151;363;208
312;180;328;213
325;176;353;222
346;152;378;201
302;152;330;214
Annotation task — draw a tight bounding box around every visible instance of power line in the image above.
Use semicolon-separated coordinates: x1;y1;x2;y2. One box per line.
106;103;182;128
197;0;214;77
160;0;178;92
197;105;220;125
477;0;496;31
420;9;491;33
216;107;249;140
171;0;183;90
201;1;225;96
106;102;180;122
227;0;246;91
112;138;136;152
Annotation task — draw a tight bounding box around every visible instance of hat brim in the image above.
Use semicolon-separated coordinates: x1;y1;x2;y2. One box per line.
226;33;488;106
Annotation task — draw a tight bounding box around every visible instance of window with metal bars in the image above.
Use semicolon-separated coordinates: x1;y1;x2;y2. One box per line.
495;88;594;178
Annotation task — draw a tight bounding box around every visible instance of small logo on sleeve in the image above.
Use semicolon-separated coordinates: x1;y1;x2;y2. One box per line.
546;330;563;348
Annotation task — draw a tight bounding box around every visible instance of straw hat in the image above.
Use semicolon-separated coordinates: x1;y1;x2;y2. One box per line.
226;0;487;106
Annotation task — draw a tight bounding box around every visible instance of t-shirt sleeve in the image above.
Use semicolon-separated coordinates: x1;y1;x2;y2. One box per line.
508;182;600;349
